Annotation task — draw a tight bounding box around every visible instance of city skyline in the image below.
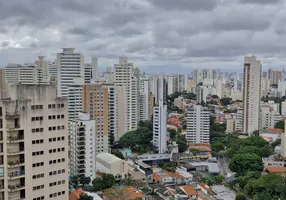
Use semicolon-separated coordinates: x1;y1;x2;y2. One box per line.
1;0;286;73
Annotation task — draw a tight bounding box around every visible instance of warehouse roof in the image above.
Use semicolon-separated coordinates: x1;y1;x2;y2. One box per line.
96;152;122;164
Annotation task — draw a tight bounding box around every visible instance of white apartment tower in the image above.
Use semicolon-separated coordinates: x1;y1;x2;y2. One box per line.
139;79;150;121
186;105;210;144
69;112;96;180
114;57;140;135
243;56;262;134
153;100;167;154
57;48;84;97
0;84;68;200
84;57;100;84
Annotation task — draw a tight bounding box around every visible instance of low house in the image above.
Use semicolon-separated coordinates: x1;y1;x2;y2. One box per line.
103;186;144;200
69;189;84;200
198;183;210;195
152;170;184;185
264;166;286;174
179;185;197;199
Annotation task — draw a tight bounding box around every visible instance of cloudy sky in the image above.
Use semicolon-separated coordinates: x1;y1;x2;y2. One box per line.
0;0;285;73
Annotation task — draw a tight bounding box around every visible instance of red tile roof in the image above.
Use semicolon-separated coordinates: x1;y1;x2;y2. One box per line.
179;185;197;196
69;189;84;200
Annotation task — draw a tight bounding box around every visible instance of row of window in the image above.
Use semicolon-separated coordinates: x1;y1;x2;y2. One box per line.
33;162;44;168
32;151;44;156
32;128;44;133
49;158;65;164
31;116;44;121
48;104;65;109
49;169;65;176
33;196;44;200
49;191;66;198
33;173;44;179
33;184;44;191
49;136;65;142
32;139;44;144
49;180;65;187
48;115;65;119
48;126;65;131
31;105;43;110
49;148;65;154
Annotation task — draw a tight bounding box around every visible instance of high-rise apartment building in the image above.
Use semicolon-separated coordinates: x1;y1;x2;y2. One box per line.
57;48;84;97
149;74;167;105
69;112;96;180
103;67;115;84
193;69;217;83
186;105;210;144
268;68;282;85
243;56;262;134
114;57;140;135
0;84;68;200
84;57;100;84
153;100;167;154
67;78;84;120
0;69;8;99
259;105;281;130
139;79;150;121
82;83;116;150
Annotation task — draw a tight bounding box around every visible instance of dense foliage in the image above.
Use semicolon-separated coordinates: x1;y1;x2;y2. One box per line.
220;97;232;106
111;149;124;159
274;120;285;130
92;173;115;192
79;194;93;200
119;120;153;154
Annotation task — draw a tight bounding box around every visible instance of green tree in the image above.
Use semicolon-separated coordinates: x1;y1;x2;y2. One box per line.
229;153;263;176
169;129;178;140
189;148;200;154
79;176;91;187
79;194;93;200
213;175;224;184
252;130;259;136
220;97;232;106
274;120;285;130
235;193;246;200
70;176;79;189
111;149;124;159
211;95;219;98
177;134;188;153
92;173;115;192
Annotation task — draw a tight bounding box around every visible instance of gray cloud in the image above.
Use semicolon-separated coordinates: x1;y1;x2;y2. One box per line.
238;0;282;4
0;0;286;72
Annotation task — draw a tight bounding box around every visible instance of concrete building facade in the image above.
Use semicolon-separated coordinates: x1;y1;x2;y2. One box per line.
243;56;262;134
186;105;210;144
153;100;167;154
0;84;68;200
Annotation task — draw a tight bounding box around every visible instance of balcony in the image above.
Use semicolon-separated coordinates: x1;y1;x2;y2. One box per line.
7;149;25;156
6;124;21;131
8;183;25;192
8;170;25;180
5;111;20;119
7;135;24;143
8;160;25;168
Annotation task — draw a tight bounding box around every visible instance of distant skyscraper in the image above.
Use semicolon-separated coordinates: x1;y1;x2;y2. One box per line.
186;105;210;144
0;69;8;99
268;68;282;85
57;48;84;97
114;57;140;135
243;56;261;134
153;100;167;154
139;79;150;121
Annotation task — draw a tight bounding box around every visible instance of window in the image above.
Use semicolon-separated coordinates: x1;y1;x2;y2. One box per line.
33;184;44;191
33;196;44;200
32;151;44;156
33;173;44;179
32;139;43;144
32;162;44;168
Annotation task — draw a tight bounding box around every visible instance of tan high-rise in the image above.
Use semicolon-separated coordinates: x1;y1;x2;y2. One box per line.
0;69;8;99
82;83;116;151
243;56;262;134
0;84;68;200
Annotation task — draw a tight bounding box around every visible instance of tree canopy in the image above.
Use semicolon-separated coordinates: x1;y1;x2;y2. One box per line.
79;194;93;200
274;120;284;130
177;134;188;153
220;97;232;106
119;120;153;154
92;173;115;192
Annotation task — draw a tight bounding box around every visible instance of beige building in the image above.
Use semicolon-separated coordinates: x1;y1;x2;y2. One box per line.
268;68;282;85
82;83;116;150
0;84;68;200
0;69;9;99
174;97;184;110
281;120;286;157
226;116;235;133
149;93;154;120
243;56;262;134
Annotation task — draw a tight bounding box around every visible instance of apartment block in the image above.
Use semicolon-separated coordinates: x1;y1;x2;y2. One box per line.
0;84;68;200
57;48;84;97
153;100;167;154
67;78;84;120
82;83;116;151
114;57;140;135
186;105;210;144
259;105;281;130
0;69;9;99
243;56;261;134
139;79;149;122
69;112;96;180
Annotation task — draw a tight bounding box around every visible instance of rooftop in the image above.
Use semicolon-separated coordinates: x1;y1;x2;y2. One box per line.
264;166;286;173
96;152;122;164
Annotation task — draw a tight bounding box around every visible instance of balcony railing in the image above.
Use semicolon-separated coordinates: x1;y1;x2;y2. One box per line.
5;111;20;119
8;183;25;192
7;149;25;156
8;160;25;167
6;124;20;130
7;135;24;143
8;170;25;179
